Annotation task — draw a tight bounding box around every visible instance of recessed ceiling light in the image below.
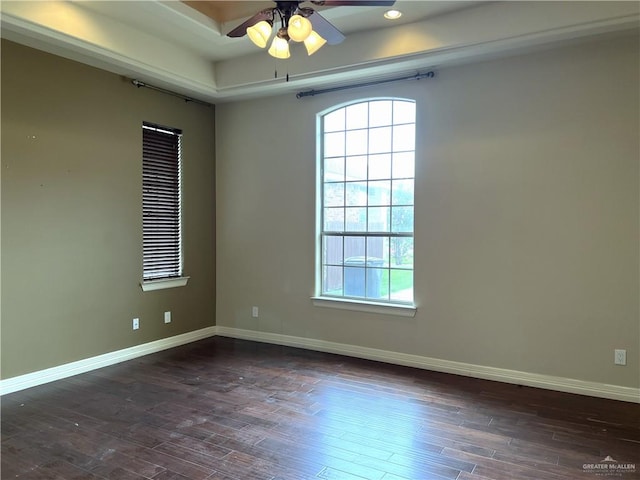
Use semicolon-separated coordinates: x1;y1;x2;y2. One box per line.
384;9;402;20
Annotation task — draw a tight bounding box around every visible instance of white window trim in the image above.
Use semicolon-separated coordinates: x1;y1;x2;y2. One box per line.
311;296;416;317
140;276;190;292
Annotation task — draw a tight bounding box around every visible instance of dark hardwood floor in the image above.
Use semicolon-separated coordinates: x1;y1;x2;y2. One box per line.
1;336;638;480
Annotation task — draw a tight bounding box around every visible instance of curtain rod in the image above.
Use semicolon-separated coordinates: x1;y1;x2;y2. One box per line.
296;71;435;99
131;79;213;107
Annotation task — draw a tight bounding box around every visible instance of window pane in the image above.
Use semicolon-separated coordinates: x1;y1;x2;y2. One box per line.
324;156;344;182
390;269;413;302
345;155;367;181
368;180;391;206
324;131;345;157
346;182;367;206
323;265;343;295
367;206;389;232
369;101;393;127
346;129;368;156
345;236;366;258
324;207;344;231
323;235;344;266
366;268;388;300
345;207;366;231
393;124;415;152
369;154;391;180
391;206;413;232
369;126;391;154
378;269;391;300
324;108;345;132
394;101;416;125
324;183;344;207
346;103;368;130
392;152;415;179
392;179;414;206
344;266;365;297
391;237;413;268
367;236;389;266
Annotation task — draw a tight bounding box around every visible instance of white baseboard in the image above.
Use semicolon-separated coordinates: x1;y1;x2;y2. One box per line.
215;326;640;404
0;326;216;396
3;325;637;404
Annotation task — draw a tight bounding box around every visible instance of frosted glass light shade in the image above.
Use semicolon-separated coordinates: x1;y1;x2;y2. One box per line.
288;15;312;42
304;31;327;55
268;33;291;59
247;20;272;48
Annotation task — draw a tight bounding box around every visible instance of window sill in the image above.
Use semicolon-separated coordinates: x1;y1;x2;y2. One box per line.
140;276;190;292
311;296;416;317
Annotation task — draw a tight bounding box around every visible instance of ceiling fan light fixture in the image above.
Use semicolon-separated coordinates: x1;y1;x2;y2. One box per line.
247;20;273;48
225;1;349;59
287;14;312;42
304;30;327;56
268;28;291;59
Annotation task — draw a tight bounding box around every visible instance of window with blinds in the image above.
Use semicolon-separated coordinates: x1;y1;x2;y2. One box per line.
142;123;183;281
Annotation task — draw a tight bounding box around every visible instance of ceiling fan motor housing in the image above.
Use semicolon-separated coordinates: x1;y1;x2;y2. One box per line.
276;1;303;24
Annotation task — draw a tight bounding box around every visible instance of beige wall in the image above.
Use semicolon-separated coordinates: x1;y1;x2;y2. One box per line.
1;41;216;379
216;34;639;388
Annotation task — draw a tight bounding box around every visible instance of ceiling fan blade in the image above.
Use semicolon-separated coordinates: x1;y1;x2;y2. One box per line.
227;9;273;38
312;0;396;6
308;11;345;45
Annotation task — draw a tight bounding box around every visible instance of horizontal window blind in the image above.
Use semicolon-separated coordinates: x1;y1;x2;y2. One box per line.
142;123;182;280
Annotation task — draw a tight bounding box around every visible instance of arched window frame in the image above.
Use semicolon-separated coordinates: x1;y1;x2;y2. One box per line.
314;98;417;315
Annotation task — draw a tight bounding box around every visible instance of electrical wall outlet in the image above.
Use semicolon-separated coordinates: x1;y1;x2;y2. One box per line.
252;306;259;318
164;311;171;324
614;349;627;366
133;318;140;330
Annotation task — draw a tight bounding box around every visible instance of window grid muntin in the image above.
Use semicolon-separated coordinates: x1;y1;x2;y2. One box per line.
320;99;415;303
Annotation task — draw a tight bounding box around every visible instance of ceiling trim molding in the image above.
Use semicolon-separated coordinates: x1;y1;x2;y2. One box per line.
1;1;638;102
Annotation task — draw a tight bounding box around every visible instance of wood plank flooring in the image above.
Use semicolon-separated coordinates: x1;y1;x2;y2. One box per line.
2;336;639;479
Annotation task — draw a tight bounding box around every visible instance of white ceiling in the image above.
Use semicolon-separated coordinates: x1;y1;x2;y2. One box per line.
1;1;638;102
75;1;480;62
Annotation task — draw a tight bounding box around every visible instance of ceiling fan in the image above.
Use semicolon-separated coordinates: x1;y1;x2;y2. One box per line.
226;0;396;59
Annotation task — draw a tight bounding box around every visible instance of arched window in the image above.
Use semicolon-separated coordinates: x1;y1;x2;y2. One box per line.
319;99;415;304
